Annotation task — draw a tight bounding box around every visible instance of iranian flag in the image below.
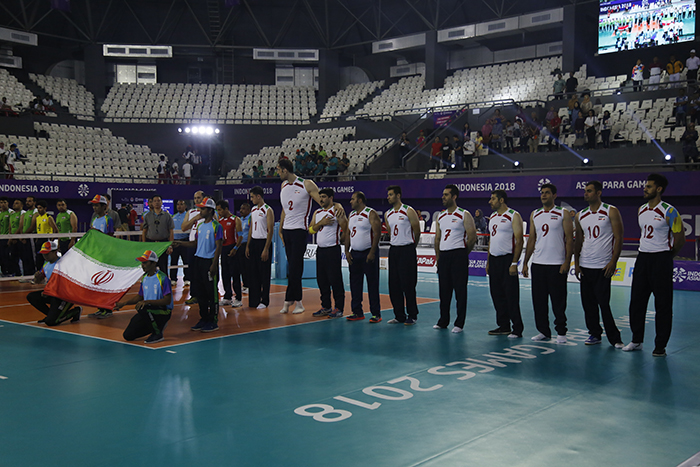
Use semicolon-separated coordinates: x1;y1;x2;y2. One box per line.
44;230;171;309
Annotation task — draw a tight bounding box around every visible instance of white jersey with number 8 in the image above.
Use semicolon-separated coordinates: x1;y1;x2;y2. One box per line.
489;208;519;256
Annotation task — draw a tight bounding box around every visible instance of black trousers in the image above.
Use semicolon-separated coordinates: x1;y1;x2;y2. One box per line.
388;244;418;321
145;238;170;277
688;68;698;83
58;239;71;256
531;263;568;337
0;239;10;275
282;229;308;302
26;290;78;326
34;238;47;272
183;246;195;282
580;267;621;345
192;256;219;323
248;238;271;307
316;245;345;311
239;241;249;288
221;244;242;301
437;248;469;329
488;254;523;335
8;240;21;276
349;248;381;317
169;243;187;282
629;251;674;349
19;239;35;275
123;310;171;341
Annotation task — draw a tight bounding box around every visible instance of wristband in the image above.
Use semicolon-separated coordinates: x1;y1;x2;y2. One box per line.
511;262;518;266
309;226;316;235
233;246;238;250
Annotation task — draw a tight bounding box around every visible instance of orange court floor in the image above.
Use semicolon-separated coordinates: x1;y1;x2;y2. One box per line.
0;279;438;349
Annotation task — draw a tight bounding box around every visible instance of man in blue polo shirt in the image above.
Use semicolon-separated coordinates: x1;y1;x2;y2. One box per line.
114;250;173;344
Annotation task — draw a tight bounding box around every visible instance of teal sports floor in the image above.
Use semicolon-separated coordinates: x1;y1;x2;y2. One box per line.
1;271;699;467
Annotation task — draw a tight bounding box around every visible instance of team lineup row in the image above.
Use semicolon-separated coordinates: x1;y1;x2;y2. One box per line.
10;161;685;351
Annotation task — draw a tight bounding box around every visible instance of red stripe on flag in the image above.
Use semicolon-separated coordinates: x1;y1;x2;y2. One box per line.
43;272;129;310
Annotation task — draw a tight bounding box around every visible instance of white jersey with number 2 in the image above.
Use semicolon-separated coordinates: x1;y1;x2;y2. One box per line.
281;177;312;230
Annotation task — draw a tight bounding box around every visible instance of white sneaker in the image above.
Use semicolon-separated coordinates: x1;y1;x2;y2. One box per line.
242;287;249;294
256;303;267;310
622;342;643;352
556;335;567;344
451;326;463;334
183;280;191;287
232;299;243;307
220;299;232;306
292;301;305;314
387;319;401;324
280;301;293;314
614;342;624;349
433;324;444;330
531;333;550;341
507;333;521;339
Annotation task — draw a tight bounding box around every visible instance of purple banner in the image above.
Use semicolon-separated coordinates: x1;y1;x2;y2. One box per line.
673;260;700;291
433;110;457;128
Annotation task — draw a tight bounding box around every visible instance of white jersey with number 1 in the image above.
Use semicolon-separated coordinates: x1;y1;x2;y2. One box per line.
314;207;341;248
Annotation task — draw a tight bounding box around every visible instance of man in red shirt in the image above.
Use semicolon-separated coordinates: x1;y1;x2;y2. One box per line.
216;200;243;307
430;137;442;169
548;114;562;151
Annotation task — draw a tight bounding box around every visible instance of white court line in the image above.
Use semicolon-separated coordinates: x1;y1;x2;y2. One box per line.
677;451;700;467
0;375;8;379
166;350;177;354
20;308;137;325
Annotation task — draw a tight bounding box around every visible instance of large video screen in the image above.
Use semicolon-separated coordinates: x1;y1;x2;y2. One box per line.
598;0;696;54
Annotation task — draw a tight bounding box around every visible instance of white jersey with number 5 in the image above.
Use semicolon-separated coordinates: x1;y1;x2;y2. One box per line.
489;208;519;256
386;204;414;246
531;206;566;265
438;207;467;251
314;207;341;247
579;203;614;268
250;204;271;240
348;207;375;251
638;201;681;253
281;177;312;230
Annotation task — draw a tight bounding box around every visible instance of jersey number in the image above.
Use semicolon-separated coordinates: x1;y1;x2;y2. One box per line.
393;225;398;236
586;225;601;239
644;225;654;239
491;225;497;236
541;223;549;237
351;227;357;237
443;229;451;241
288;200;294;211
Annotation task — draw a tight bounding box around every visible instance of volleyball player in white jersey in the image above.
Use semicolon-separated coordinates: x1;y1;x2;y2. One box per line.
522;183;574;344
433;184;477;333
574;180;624;348
385;185;421;325
486;190;524;338
246;186;275;310
623;174;685;356
309;188;348;318
277;159;321;314
345;191;382;322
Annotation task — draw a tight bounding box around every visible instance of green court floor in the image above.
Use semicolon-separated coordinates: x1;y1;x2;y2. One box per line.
1;272;698;467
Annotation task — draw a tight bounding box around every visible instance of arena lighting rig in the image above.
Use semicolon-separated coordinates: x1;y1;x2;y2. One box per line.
178;126;221;136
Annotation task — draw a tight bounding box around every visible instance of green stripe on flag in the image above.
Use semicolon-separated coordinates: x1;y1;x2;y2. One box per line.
74;230;171;268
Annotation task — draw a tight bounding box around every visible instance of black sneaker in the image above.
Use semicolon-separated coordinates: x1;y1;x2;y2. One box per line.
37;318;46;324
70;306;82;323
145;333;164;344
652;347;667;357
488;327;511;335
190;319;205;331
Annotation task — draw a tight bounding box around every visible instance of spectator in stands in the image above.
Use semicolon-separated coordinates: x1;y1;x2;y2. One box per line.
462;123;471;142
548;113;562;151
681;122;699;166
0;97;18;117
279;151;288;161
571;101;582;133
182;160;193;184
157;155;168;184
398;132;410;158
294;153;305;173
31;99;46;115
6;144;22;179
190;150;202;177
526;116;540;153
313;160;326;180
252;165;261;179
584;109;598;150
415;130;426;148
183;145;194;162
41;95;54;112
266;167;277;178
553;73;566;98
0;142;8;178
545;106;556;123
491;116;503;153
481;119;493;148
574;110;586;150
631;59;644;92
667;55;684;88
304;155;317;176
473;209;488;245
565;72;578;98
689;90;700;124
441;136;452;169
171;161;180;185
118;204;130;232
339;152;350;176
326;151;339;178
430;136;442;169
309;144;318;160
504;120;514;153
318;145;327;162
675;88;689;127
600;110;612;148
687;50;700;85
452;135;463;170
648;57;663;90
580;94;593;116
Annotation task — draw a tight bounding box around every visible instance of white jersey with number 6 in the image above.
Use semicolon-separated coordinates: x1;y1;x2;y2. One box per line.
386;204;414;246
579;203;614;269
250;204;271;240
314;207;341;248
489;208;519;256
531;206;566;265
348;207;375;251
437;207;467;251
281;177;312;230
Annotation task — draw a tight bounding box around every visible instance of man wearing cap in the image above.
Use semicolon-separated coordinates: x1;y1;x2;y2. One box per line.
687;50;700;85
173;197;223;332
141;194;174;276
26;241;82;326
88;194;116;319
114;250;173;344
90;194;121;233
